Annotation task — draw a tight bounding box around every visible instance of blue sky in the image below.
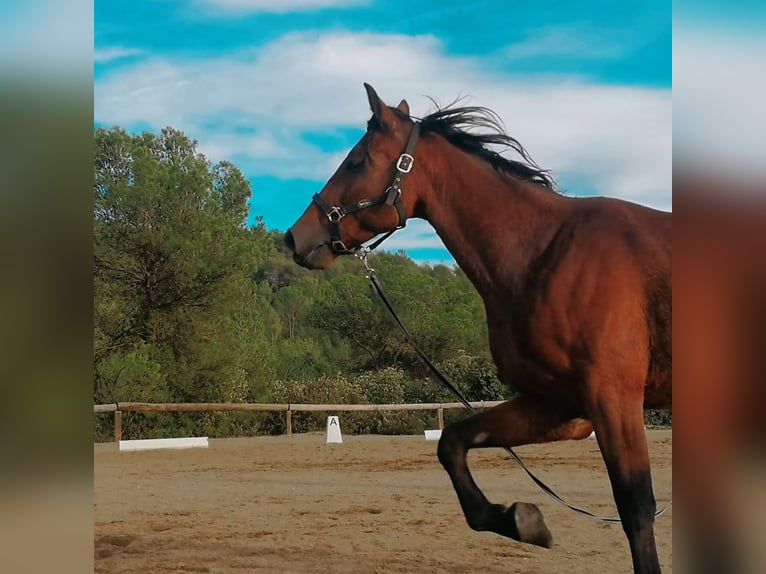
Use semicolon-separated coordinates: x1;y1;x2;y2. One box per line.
95;0;671;264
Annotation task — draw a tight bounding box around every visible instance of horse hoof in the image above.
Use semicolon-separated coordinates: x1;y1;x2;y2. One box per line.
510;502;553;548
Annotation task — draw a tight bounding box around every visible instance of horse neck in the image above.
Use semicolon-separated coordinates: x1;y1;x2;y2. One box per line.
417;140;568;298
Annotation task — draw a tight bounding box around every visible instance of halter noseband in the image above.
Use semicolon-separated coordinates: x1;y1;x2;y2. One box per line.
312;122;421;254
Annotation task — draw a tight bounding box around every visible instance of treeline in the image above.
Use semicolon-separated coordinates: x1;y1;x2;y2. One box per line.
93;127;670;440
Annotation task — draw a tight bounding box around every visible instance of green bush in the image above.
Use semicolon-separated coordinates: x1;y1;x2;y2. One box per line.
262;375;369;434
354;368;426;434
644;409;672;427
437;352;513;401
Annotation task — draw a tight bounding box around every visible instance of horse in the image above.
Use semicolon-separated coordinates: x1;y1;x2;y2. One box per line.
285;83;671;574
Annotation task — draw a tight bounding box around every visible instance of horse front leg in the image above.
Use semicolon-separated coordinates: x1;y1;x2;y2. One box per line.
436;394;592;548
586;386;662;574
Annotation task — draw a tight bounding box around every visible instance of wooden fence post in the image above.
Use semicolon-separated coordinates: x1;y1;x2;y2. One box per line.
286;407;292;437
114;410;122;442
437;407;444;430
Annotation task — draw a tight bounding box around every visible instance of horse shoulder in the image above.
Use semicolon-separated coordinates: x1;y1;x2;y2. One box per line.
527;201;661;371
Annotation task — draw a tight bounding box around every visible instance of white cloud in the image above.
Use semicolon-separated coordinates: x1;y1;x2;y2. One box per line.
95;31;671;217
95;33;473;129
196;131;344;181
195;0;368;15
95;47;144;63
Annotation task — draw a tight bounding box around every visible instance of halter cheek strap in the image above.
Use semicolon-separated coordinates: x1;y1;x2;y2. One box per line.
313;122;421;254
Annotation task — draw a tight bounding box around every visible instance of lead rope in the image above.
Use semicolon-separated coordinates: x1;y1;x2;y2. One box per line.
355;248;671;523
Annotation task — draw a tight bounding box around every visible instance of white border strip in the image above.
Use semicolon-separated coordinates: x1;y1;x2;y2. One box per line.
119;437;209;451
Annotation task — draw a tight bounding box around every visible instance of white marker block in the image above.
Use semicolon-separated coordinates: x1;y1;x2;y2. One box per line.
588;431;596;439
424;429;442;441
119;437;208;452
326;416;343;443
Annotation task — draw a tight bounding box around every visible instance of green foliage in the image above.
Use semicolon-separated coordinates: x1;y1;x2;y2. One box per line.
94;126;277;413
263;375;367;434
644;409;672;427
437;352;512;401
353;368;428;434
303;251;491;375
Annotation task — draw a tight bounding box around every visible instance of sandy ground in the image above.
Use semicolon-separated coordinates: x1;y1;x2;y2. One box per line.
94;430;672;573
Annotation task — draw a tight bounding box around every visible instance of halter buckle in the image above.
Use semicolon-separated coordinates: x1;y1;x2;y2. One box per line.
326;206;345;223
396;153;414;174
384;185;401;205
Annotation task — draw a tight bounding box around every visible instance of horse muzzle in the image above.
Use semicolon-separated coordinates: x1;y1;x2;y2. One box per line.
284;228;335;270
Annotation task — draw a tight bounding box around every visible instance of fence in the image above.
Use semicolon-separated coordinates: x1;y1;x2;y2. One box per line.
93;401;505;442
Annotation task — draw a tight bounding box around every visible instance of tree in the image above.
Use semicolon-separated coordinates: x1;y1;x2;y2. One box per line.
94;126;276;406
305;251;492;375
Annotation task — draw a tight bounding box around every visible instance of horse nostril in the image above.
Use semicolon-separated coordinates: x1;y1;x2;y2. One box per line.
284;229;296;253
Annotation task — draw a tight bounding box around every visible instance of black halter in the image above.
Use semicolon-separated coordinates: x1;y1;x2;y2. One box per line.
312;122;421;254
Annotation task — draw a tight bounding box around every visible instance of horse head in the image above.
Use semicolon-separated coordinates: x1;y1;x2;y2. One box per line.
285;83;421;269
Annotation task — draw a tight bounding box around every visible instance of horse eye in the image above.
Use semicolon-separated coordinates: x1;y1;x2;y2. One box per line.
347;157;365;172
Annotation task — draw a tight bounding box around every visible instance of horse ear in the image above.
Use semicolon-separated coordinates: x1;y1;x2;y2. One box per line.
397;99;410;116
364;83;383;118
364;82;396;130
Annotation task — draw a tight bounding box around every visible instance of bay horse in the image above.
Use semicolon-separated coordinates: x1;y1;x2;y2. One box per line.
285;83;671;574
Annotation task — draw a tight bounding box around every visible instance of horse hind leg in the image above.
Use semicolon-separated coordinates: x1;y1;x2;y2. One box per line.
437;395;592;548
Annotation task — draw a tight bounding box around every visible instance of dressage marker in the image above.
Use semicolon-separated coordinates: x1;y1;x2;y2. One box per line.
424;429;442;441
326;415;343;443
118;437;209;452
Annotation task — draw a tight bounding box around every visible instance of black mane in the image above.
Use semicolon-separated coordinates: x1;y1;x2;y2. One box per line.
393;102;557;191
